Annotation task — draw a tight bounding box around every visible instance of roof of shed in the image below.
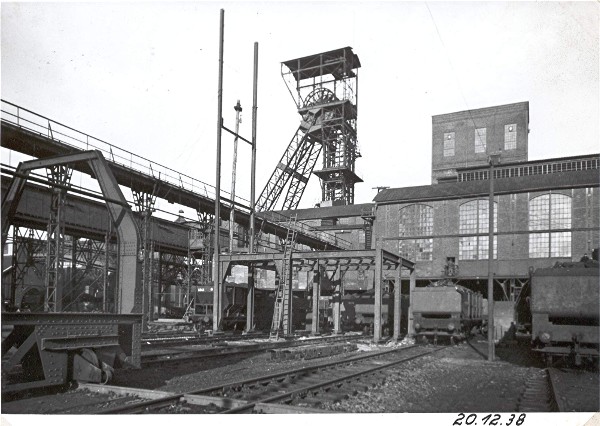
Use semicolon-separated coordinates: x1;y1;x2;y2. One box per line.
373;169;599;204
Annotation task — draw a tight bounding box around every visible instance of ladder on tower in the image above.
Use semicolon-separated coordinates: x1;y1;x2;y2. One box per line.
270;215;298;340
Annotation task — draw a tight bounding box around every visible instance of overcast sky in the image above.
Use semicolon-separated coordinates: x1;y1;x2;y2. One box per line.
2;1;598;218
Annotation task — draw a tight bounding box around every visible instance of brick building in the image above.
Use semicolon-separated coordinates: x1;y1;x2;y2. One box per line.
372;153;599;300
288;103;599;304
432;102;529;183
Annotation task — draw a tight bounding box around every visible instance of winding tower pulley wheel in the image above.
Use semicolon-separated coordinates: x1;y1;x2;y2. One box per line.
302;88;338;128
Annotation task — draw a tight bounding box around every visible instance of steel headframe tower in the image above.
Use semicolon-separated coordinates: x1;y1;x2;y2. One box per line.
256;47;361;211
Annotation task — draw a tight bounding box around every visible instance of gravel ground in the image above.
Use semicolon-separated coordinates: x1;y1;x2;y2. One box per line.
2;336;554;414
123;338;390;393
322;338;543;413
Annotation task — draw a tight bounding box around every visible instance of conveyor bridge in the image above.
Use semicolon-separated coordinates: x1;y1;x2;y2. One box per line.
1;100;352;251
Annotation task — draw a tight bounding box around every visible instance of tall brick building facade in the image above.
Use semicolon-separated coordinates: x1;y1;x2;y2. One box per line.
432;102;529;183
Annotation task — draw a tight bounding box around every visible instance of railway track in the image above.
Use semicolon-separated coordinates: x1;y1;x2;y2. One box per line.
517;367;599;412
91;343;444;414
140;333;365;365
141;331;269;347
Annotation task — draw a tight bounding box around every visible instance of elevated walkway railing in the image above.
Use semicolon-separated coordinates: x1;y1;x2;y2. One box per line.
1;99;226;202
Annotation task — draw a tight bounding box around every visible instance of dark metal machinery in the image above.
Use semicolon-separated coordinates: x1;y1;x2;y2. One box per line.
1;150;142;393
256;47;362;211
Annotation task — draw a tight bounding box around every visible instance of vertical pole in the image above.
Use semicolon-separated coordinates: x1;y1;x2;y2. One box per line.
311;266;320;335
488;159;496;361
103;218;110;312
213;9;224;332
373;239;382;343
246;41;258;333
408;267;416;337
393;264;401;342
157;252;163;318
9;227;18;308
187;229;192;318
229;100;242;253
143;210;151;322
285;253;293;335
332;270;341;334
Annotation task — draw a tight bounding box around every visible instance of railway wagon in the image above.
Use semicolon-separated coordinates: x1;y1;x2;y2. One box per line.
412;283;483;343
341;292;409;335
217;288;310;332
531;263;599;366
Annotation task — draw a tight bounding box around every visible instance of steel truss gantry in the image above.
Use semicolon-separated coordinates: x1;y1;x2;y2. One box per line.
1;150;143;393
219;243;415;342
257;47;362;211
1;150;143;315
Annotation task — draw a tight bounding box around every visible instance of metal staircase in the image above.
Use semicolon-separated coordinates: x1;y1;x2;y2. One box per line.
269;215;298;340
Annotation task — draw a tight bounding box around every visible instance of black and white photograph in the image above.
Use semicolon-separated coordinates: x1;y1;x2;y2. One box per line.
1;1;598;422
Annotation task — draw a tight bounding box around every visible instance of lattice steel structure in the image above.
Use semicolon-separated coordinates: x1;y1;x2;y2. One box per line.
257;47;362;211
44;165;72;311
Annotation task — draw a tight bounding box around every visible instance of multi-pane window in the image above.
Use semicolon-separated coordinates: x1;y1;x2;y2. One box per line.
398;204;433;261
458;200;497;260
475;128;486;153
443;132;455;157
504;124;517;150
338;217;352;225
529;194;572;258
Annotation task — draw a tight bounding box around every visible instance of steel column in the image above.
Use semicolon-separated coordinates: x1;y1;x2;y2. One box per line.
373;240;383;342
408;267;416;337
44;165;72;312
132;189;156;323
393;265;401;341
311;266;320;335
332;270;341;334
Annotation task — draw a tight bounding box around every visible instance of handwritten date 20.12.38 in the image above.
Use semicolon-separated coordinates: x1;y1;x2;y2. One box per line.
453;413;526;426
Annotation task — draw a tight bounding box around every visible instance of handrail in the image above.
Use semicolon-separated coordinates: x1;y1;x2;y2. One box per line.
259;210;353;250
1;99;233;203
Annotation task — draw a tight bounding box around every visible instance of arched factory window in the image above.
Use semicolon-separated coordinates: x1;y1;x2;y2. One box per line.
398;204;433;261
528;193;572;258
458;199;497;260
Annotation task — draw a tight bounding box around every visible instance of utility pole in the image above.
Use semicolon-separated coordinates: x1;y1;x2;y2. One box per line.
488;152;500;361
213;8;224;332
246;42;258;333
229;100;242;253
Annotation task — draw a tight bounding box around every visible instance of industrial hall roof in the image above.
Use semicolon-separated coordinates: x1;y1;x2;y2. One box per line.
374;161;599;205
